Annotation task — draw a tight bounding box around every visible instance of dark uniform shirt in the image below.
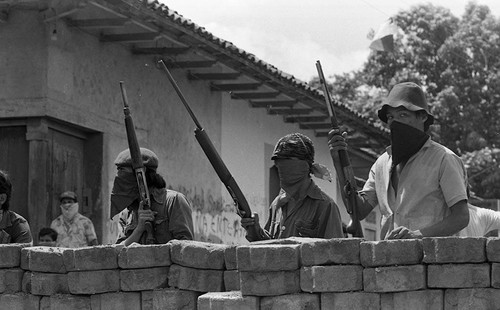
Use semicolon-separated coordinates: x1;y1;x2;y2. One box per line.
0;210;33;244
116;188;194;244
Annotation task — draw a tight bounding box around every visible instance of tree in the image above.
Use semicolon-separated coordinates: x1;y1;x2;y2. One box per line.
317;2;500;198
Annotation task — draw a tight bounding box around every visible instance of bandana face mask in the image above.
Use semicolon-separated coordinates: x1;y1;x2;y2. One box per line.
390;121;429;168
275;159;310;188
60;202;79;222
110;169;139;218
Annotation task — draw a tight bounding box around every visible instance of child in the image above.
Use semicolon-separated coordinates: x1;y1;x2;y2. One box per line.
38;227;57;246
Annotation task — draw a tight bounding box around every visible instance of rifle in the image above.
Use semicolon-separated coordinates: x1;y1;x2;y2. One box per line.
119;81;155;244
315;61;364;238
157;60;259;241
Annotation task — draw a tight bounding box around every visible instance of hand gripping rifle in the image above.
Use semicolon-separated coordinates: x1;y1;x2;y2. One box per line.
315;61;364;238
119;81;156;244
158;60;259;241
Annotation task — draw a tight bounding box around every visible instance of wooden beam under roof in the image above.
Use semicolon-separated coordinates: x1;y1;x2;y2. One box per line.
230;91;279;100
299;123;332;130
210;82;261;91
267;108;312;115
163;60;216;69
100;32;159;43
250;100;296;108
132;47;189;55
284;115;328;123
188;72;240;80
67;18;129;28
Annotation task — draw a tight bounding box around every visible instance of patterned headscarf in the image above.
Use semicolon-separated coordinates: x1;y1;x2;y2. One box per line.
271;133;332;182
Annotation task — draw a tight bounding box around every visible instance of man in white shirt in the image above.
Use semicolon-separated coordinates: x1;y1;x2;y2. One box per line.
458;204;500;237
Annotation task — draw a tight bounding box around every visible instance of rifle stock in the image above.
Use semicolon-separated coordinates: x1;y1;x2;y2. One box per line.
157;60;259;241
119;81;155;244
315;61;364;238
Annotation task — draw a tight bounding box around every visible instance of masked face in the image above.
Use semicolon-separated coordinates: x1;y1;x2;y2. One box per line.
110;167;139;218
60;202;79;222
275;159;310;188
390;121;429;167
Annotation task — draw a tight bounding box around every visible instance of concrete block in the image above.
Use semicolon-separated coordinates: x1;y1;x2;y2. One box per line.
142;288;200;310
224;270;240;291
491;263;500;287
67;269;120;294
170;240;228;270
20;247;66;273
198;291;259;310
0;268;24;293
0;293;40;310
224;245;237;270
118;243;171;269
90;292;141;310
0;244;24;268
63;245;120;271
40;294;91;310
237;244;300;272
240;270;300;296
444;288;500;310
253;237;324;245
360;239;423;267
321;292;380;310
423;237;486;263
300;238;362;266
22;271;69;295
168;264;224;292
428;264;490;288
301;265;363;292
381;290;444;310
363;265;426;292
120;267;169;291
486;238;500;262
260;293;319;310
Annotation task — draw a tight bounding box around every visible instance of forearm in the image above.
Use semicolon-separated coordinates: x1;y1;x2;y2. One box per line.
355;193;376;220
120;228;144;246
420;200;469;237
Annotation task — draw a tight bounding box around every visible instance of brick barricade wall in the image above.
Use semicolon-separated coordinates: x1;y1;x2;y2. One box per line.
1;237;500;309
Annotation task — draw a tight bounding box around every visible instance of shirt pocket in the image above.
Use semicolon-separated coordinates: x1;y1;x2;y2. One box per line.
295;220;319;238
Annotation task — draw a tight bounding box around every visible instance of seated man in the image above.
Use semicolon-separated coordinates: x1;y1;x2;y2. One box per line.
0;170;33;244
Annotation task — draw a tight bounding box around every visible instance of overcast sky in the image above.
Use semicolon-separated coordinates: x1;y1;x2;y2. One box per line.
161;0;500;82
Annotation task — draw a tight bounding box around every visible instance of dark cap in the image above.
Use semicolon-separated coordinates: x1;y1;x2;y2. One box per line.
377;82;434;127
60;191;77;202
271;133;314;163
114;147;159;170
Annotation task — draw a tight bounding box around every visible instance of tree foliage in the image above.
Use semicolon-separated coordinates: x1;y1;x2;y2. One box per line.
317;2;500;198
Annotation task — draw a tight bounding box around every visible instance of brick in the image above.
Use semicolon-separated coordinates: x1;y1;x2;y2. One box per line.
120;267;168;291
90;292;141;310
0;293;40;310
444;288;500;310
321;292;380;310
261;293;319;310
300;265;363;292
224;246;237;270
168;264;224;292
63;245;120;271
224;270;240;291
0;244;24;268
142;288;200;310
300;238;362;266
22;271;69;295
198;291;259;310
170;240;228;270
381;290;443;310
40;294;91;310
486;238;500;262
240;270;300;296
237;244;300;271
67;269;120;294
253;237;324;245
363;265;426;292
118;243;171;269
20;247;66;273
492;263;500;287
0;268;24;293
423;237;486;263
428;264;490;288
360;239;422;267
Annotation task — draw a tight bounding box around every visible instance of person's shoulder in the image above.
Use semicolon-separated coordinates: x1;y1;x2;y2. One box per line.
428;140;458;156
74;213;93;223
6;211;28;224
166;189;187;200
